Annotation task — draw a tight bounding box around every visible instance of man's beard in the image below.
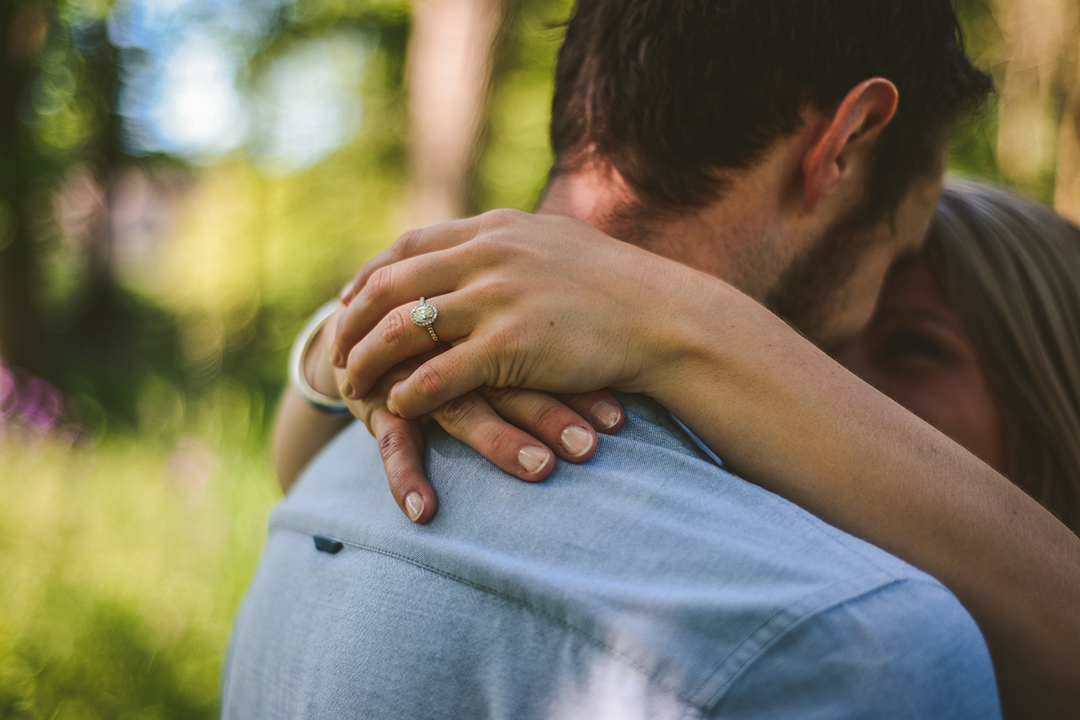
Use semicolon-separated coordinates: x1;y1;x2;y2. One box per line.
765;203;878;347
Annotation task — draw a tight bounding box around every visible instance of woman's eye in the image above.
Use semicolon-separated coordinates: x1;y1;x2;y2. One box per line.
877;330;945;362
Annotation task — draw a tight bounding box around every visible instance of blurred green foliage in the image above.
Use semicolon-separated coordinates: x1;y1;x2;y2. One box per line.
948;0;1009;189
1;1;573;716
0;430;277;719
0;0;1071;716
947;0;1076;205
3;0;576;434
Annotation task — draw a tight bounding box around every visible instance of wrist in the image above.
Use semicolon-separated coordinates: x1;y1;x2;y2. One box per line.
631;267;744;398
304;312;342;399
288;299;350;414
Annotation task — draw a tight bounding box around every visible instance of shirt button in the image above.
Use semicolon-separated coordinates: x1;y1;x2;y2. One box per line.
313;535;344;554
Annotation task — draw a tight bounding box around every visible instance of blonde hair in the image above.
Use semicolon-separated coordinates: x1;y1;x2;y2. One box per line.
925;179;1080;533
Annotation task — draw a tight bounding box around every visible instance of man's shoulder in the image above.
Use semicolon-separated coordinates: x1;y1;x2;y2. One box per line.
710;575;1000;718
261;394;997;716
280;393;920;589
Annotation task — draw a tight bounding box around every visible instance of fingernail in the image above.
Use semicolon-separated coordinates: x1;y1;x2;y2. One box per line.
331;349;345;368
518;445;550;474
560;425;594;457
590;401;622;431
405;492;424;521
340;280;354;302
341;381;356;399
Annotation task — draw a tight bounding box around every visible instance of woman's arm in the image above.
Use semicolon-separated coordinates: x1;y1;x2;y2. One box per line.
655;280;1080;720
272;303;625;516
333;209;1080;720
272;312;352;494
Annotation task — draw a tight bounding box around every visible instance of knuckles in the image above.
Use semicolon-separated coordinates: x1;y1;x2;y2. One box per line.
480;208;528;229
489;424;530;465
469;226;534;264
377;309;410;348
378;427;416;463
386;462;419;496
392;228;423;262
409;362;446;406
467;233;514;264
484;320;528;366
363;265;396;306
344;344;366;381
528;398;568;436
436;394;482;429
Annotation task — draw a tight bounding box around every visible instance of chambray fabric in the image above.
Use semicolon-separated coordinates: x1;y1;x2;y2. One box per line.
221;395;1000;719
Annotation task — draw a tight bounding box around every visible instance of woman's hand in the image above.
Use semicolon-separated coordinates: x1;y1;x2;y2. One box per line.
325;211;1080;720
277;299;627;521
332;209;714;420
337;354;626;522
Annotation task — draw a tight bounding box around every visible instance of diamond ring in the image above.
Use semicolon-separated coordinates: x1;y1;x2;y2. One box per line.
411;298;440;343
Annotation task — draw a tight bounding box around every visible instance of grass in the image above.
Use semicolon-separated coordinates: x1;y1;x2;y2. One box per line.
0;424;279;719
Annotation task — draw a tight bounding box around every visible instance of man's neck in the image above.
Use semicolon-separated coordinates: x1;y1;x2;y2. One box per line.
536;164;632;230
536;161;795;303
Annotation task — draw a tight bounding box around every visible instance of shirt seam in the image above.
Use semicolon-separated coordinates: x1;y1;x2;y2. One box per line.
274;520;705;708
697;576;954;713
272;519;923;714
666;411;900;581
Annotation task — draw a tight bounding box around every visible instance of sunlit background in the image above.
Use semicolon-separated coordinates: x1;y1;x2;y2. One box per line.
1;0;1078;716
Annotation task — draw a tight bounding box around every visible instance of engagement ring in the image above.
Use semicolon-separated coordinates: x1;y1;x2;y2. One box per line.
411;298;440;343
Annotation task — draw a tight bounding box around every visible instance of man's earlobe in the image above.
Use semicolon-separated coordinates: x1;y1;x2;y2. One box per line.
802;78;899;212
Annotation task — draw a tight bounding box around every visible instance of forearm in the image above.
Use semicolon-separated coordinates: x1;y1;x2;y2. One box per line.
272;309;352;494
272;386;351;494
647;281;1080;718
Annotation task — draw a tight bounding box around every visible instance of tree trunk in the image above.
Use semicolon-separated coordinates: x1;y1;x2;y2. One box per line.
404;0;504;228
1053;43;1080;224
989;0;1079;205
0;2;49;374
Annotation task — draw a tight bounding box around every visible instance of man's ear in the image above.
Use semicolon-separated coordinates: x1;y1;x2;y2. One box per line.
802;78;899;212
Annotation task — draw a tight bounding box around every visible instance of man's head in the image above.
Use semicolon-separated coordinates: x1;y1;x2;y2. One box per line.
541;0;991;345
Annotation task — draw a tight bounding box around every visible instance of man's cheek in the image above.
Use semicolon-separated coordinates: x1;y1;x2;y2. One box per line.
826;245;901;344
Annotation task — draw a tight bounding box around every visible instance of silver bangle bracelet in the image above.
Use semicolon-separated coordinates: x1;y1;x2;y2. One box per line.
288;299;351;415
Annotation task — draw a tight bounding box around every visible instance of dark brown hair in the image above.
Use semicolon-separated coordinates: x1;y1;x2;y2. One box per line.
550;0;992;223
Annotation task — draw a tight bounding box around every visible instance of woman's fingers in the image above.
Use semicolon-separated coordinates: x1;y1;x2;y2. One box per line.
428;391;556;481
370;407;437;524
342;293;476;400
340;210;531;305
374;384;603;522
333;252;462;367
340;217;482;305
371;386;624;524
479;387;599;463
364;369;623;525
335;209;541;363
384;344;495;420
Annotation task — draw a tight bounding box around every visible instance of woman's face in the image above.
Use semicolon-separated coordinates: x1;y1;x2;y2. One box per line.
832;256;1004;470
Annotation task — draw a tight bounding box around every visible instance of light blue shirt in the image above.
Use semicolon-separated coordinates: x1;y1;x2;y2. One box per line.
222;395;1001;719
